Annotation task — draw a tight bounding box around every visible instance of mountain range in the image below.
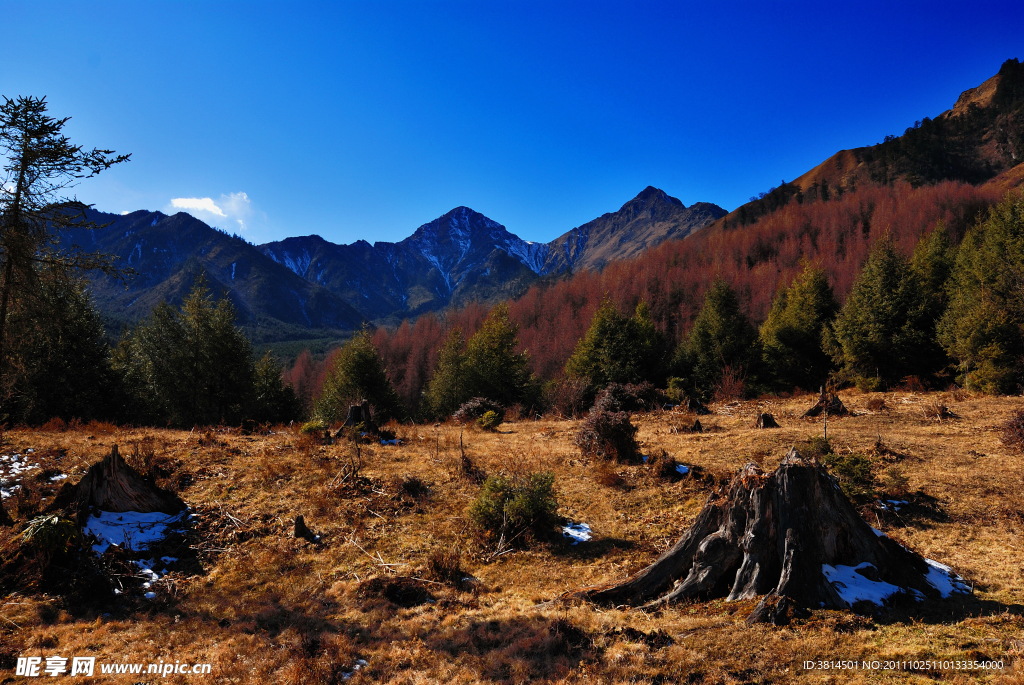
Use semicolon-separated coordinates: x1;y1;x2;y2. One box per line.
67;187;725;339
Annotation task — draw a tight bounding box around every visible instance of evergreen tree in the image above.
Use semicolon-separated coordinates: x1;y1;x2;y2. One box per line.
424;327;468;419
673;280;760;400
315;327;405;424
565;298;668;389
759;263;839;391
114;273;296;426
938;192;1024;393
462;303;537;408
6;275;116;423
830;235;936;388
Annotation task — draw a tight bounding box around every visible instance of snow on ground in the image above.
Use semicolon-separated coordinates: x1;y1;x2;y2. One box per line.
83;510;188;554
676;464;690;475
0;452;39;499
562;522;592;545
924;558;972;597
822;563;906;606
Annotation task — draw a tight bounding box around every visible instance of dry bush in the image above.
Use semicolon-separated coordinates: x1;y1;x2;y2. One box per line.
39;417;66;432
452;397;503;424
592;461;625;488
396;474;430;499
882;464;910;497
712;365;745;402
899;375;927;392
125;437;157;475
574;410;640;463
1001;409;1024;452
83;420;117;434
866;396;887;411
425;547;467;586
592;382;666;414
544;376;592;418
645;449;684;481
923;402;957;420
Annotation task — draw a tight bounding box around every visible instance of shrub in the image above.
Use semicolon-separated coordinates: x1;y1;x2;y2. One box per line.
866;397;887;411
426;547;467;587
477;410;502;431
452;397;504;423
543;376;593;418
468;472;558;547
592;382;666;414
574;410;640;463
821;451;877;504
1001;410;1024;452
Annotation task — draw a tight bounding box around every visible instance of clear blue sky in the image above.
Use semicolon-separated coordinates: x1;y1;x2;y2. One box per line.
3;1;1022;245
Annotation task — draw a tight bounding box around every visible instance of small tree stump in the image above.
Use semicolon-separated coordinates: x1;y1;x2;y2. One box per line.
684;396;711;416
691;419;704;433
336;400;377;437
294;514;318;542
803;389;848;418
754;413;780;428
573;449;967;622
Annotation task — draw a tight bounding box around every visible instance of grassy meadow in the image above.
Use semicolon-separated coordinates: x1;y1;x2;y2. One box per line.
1;389;1023;684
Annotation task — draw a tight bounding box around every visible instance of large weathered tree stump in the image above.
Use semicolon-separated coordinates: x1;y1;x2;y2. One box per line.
574;449;968;623
51;445;185;524
754;413;780;428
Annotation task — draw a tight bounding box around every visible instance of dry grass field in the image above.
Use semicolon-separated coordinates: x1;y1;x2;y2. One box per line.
1;389;1023;684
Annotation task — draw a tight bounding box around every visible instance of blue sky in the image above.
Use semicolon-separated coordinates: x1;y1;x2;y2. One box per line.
3;1;1022;245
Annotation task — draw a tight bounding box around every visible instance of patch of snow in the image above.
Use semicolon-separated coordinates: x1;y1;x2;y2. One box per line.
231;262;236;280
923;559;971;598
144;592;156;599
822;562;906;607
341;659;369;680
676;464;690;476
84;510;188;555
562;522;592;545
871;526;887;537
49;474;68;482
151;218;157;227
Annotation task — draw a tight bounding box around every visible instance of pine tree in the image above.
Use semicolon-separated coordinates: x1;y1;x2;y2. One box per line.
315;327;405;424
114;272;284;426
938;191;1024;393
759;263;839;391
7;275;116;423
462;303;537;408
424;327;468;419
674;280;760;400
830;235;935;388
565;298;668;389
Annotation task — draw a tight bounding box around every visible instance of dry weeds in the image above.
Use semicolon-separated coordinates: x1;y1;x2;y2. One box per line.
0;390;1022;683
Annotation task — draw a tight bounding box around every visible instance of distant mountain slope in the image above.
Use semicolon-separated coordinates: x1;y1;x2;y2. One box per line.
259;190;726;320
259;206;545;318
540;186;727;273
61;210;365;332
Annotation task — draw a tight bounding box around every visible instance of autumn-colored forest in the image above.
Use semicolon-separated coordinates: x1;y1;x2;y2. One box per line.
281;179;1005;413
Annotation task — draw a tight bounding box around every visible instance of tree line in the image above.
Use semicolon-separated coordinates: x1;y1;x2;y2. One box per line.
293;187;1024;422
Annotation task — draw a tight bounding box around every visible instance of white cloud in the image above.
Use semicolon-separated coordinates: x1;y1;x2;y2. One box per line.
167;192;257;232
170;197;227;217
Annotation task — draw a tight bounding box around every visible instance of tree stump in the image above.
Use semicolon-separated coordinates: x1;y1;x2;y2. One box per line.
573;449;968;623
754;413;780;428
294;514;319;542
684;396;711;416
336;400;377;437
803;389;848;418
691;419;704;433
51;445;185;524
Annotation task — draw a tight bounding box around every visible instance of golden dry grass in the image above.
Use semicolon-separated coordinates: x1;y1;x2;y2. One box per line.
1;389;1023;683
